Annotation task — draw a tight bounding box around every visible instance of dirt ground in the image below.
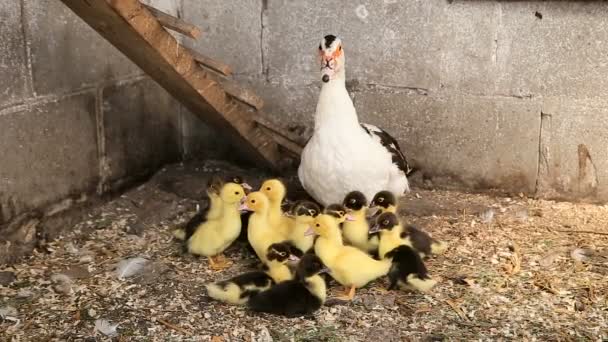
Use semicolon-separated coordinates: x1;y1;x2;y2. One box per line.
1;160;607;341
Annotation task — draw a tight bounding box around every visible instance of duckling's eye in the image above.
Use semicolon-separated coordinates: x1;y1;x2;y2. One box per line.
234;191;240;195
339;211;344;216
378;198;384;203
266;187;271;191
279;252;286;256
315;223;320;227
251;199;256;204
350;199;356;204
383;220;389;225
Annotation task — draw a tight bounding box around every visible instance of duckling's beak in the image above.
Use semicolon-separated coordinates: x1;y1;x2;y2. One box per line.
319;266;330;274
288;254;300;262
368;224;380;234
345;214;355;222
238;199;251;212
241;183;253;191
367;206;380;217
304;226;316;236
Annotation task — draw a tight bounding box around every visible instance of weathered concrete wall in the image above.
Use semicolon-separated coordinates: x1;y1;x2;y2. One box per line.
183;0;608;201
0;0;188;225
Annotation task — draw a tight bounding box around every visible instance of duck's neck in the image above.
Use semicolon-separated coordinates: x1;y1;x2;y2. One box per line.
268;199;283;225
314;76;360;133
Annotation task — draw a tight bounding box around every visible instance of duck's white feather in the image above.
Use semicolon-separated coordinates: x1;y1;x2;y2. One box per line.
299;77;410;206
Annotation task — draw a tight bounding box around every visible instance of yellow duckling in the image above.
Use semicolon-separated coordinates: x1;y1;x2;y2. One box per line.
259;179;295;238
187;182;245;270
205;242;298;305
342;191;379;254
241;192;292;264
174;175;252;241
310;213;391;301
288;201;321;254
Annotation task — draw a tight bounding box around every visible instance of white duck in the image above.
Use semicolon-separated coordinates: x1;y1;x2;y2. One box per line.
298;34;414;207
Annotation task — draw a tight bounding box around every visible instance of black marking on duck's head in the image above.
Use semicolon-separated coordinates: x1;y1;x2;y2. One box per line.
343;191;367;211
266;242;293;263
371;191;396;209
376;212;399;231
324;34;337;48
324;204;346;219
293;201;321;218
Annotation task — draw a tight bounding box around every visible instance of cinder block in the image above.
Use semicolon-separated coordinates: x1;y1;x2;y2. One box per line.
102;78;181;185
264;0;443;89
537;97;608;200
0;2;30;104
497;2;608;98
0;93;99;223
354;91;542;193
23;0;142;95
182;0;262;75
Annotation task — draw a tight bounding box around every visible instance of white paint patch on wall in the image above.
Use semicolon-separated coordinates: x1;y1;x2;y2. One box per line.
355;4;369;22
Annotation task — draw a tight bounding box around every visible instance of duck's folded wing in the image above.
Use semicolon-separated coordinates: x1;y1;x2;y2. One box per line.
360;123;414;176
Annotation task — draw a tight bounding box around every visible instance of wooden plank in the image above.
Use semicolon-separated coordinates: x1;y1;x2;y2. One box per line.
185;47;232;76
254;116;304;155
141;3;201;39
59;0;281;169
215;76;264;110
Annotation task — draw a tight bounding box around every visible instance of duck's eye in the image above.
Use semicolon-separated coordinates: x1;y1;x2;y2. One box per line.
338;45;342;51
378;198;384;203
383;220;389;225
235;191;240;195
350;199;356;204
318;44;322;50
339;211;345;216
251;199;256;204
266;187;271;191
316;223;320;227
280;252;286;256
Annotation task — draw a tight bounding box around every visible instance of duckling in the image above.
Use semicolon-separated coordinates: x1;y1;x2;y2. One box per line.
369;190;397;217
310;214;391;301
288;201;321;254
205;243;298;305
248;253;328;317
373;212;447;259
323;204;352;223
174;175;252;241
187;182;245;270
241;192;292;264
342;191;379;254
385;245;437;293
260;179;295;238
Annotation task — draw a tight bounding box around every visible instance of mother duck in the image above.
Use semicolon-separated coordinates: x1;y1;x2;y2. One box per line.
298;34;414;207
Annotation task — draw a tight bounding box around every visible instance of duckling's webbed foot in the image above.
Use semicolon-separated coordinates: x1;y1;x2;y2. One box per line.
208;255;232;271
334;285;356;301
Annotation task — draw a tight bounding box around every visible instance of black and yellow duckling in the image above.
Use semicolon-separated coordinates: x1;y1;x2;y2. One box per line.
287;201;321;254
310;213;391;301
342;191;379;254
372;212;447;260
241;192;295;264
385;245;437;293
186;182;246;270
369;190;397;216
248;253;328;317
205;243;299;305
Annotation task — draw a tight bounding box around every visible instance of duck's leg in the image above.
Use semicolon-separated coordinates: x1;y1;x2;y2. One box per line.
335;285;356;301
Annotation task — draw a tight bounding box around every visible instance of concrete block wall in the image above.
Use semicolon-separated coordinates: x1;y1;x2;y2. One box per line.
0;0;191;225
182;0;608;202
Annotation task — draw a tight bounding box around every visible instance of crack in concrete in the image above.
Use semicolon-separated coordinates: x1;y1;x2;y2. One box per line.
577;144;599;195
260;0;269;82
535;111;551;195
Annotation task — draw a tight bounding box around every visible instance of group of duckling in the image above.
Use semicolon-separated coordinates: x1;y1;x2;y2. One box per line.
173;176;447;318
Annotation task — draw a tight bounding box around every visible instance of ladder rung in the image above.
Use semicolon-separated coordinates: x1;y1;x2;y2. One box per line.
185;47;232;76
142;4;201;39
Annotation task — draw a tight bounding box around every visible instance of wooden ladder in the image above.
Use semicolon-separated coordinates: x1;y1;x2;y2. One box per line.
59;0;305;170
